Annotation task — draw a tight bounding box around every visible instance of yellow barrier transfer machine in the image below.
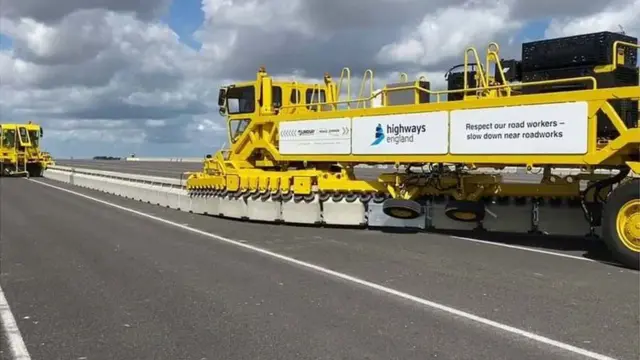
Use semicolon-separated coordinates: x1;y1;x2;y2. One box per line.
0;121;47;177
186;31;640;269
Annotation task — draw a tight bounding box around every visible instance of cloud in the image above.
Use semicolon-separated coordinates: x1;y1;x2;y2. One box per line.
544;0;640;38
0;0;171;23
376;0;522;68
0;0;637;158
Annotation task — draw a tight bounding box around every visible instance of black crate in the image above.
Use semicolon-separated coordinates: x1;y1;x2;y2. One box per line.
521;66;638;94
521;66;638;138
494;59;523;82
522;31;638;72
447;71;477;101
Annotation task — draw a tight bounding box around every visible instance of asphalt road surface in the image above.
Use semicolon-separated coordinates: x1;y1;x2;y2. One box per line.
0;177;638;360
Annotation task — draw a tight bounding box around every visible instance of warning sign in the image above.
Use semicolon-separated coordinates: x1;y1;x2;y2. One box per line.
449;102;589;154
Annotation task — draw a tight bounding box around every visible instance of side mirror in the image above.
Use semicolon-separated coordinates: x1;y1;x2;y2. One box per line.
40;128;44;137
217;88;227;106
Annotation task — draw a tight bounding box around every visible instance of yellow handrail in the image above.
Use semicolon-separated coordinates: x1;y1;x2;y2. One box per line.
278;75;601;110
464;46;488;90
357;69;374;108
336;67;351;109
276;39;638;112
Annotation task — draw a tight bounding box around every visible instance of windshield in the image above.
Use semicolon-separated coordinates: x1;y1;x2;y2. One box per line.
28;130;40;147
18;126;30;145
226;86;255;114
2;129;16;148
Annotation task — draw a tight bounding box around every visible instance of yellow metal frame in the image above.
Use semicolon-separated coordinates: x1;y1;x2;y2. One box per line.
221;42;638;168
188;41;639;201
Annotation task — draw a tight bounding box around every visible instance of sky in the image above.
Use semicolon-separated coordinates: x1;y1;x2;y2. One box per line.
0;0;638;158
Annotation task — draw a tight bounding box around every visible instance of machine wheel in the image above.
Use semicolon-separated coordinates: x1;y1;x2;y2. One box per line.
601;179;640;270
444;200;486;222
27;163;43;177
382;199;423;219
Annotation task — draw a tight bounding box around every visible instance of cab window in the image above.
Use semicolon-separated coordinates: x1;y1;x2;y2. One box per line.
290;89;301;104
18;127;29;143
28;130;40;147
3;129;16;148
305;88;326;110
272;86;282;108
257;86;283;109
226;86;255;114
229;119;251;143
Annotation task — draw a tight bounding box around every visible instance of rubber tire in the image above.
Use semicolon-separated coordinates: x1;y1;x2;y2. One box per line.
382;199;423;220
601;179;640;270
27;163;43;177
444;200;486;222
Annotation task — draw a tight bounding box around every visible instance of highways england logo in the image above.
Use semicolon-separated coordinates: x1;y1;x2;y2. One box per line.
370;123;427;146
371;124;385;146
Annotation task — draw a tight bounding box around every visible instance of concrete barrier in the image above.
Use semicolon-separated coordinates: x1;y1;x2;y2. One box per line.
42;165;625;236
125;157;202;162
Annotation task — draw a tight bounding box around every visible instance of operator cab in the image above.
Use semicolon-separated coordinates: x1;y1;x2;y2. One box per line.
0;124;32;150
218;69;328;144
25;121;43;148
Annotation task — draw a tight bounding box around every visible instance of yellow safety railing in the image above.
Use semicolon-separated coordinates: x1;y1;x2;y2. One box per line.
356;69;374;108
277;41;639;112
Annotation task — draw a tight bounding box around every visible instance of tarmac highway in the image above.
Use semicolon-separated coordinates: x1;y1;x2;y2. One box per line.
0;175;639;359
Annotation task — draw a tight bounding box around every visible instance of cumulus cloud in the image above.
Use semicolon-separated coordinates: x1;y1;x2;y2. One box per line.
545;0;640;37
0;0;637;157
376;0;522;68
0;0;171;23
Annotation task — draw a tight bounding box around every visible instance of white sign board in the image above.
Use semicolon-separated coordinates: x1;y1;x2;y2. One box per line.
449;101;588;155
351;112;449;155
279;118;351;155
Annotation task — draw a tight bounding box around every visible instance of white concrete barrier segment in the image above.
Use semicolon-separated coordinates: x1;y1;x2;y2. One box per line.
125;157;203;162
41;165;633;233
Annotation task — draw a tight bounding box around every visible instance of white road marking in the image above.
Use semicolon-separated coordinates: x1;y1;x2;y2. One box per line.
32;179;619;360
0;284;31;360
450;236;623;268
450;236;596;262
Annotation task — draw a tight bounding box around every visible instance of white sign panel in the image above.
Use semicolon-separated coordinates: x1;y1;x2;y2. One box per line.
279;118;351;155
449;101;588;155
351;112;449;155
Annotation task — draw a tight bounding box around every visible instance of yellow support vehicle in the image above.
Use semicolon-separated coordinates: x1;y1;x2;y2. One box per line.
186;31;640;269
0;121;46;177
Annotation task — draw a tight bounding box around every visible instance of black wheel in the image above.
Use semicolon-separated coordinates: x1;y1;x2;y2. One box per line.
281;192;293;202
372;193;388;204
382;199;423;219
601;179;640;270
444;200;486;222
318;192;331;202
331;192;345;202
344;192;358;203
27;163;43;177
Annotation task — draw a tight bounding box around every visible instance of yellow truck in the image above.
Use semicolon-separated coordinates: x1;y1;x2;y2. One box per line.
186;31;639;269
0;121;46;177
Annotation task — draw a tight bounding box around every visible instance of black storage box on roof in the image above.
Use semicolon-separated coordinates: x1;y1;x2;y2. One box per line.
521;65;638;139
521;65;639;93
445;64;478;101
521;31;638;72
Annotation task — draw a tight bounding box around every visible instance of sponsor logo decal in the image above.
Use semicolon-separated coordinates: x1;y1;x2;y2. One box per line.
371;123;426;146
